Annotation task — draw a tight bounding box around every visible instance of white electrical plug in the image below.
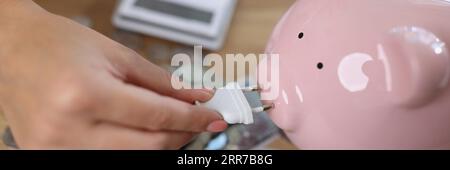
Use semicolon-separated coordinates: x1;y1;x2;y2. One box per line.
196;82;273;125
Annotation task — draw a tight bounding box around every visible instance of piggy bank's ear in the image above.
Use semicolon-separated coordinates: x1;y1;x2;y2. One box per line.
381;27;449;107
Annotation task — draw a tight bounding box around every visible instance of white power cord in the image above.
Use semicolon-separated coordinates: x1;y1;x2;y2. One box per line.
196;82;273;124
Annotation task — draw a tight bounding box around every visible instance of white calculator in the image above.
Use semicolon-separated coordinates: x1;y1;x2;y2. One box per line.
112;0;237;51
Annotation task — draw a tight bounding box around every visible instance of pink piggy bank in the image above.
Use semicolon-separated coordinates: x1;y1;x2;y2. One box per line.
262;0;450;149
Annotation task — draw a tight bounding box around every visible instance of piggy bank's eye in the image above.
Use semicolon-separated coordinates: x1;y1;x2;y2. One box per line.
317;62;324;70
298;32;304;39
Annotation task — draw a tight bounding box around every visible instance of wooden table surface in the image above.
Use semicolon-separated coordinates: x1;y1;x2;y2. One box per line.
0;0;296;150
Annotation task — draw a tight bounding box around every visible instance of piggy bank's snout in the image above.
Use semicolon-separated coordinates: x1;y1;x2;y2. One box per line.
265;85;306;131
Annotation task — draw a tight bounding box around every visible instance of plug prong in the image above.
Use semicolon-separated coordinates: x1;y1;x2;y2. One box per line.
252;104;274;113
242;86;261;92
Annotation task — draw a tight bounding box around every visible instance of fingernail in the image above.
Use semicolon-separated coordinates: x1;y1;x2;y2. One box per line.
199;91;213;101
200;88;215;95
207;121;228;132
198;89;215;101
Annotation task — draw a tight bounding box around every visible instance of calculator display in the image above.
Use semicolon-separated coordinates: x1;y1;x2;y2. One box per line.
135;0;214;24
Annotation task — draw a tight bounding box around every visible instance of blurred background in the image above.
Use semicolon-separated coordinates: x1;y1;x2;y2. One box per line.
0;0;296;150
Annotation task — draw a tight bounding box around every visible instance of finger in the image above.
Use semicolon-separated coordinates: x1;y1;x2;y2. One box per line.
93;122;194;149
96;79;227;133
111;48;213;103
172;88;216;103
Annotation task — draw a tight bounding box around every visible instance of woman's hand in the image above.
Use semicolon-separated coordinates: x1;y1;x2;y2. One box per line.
0;0;227;149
